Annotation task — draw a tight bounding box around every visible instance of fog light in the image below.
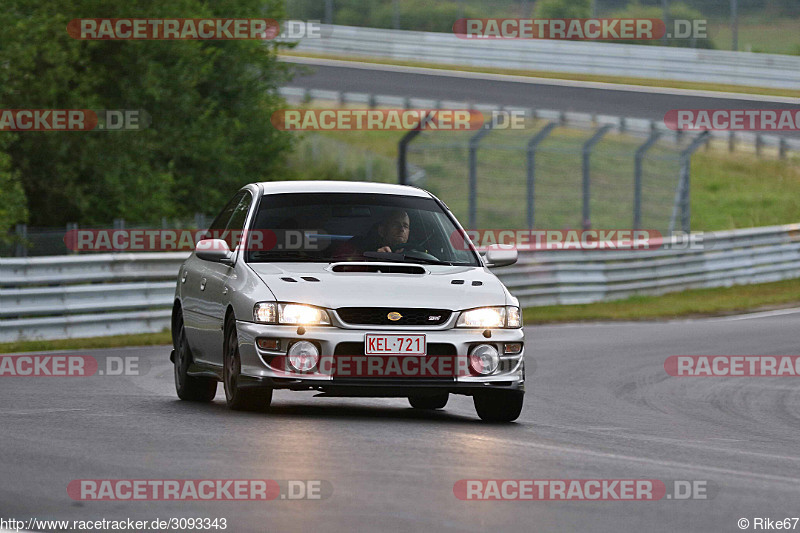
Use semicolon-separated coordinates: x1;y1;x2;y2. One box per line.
256;338;280;351
287;341;319;372
504;343;522;355
469;344;499;375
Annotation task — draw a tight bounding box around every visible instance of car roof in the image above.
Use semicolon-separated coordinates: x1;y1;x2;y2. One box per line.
254;180;431;198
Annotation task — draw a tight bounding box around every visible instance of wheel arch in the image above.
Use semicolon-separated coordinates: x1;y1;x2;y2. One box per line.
224;305;236;329
171;299;182;347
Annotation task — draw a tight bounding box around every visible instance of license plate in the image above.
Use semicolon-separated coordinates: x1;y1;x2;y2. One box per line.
365;334;426;355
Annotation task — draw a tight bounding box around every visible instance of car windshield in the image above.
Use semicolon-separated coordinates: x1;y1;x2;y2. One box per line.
245;192;480;266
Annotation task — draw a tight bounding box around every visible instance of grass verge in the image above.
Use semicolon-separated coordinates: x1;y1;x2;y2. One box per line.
523;278;800;324
0;331;171;354
281;51;800;99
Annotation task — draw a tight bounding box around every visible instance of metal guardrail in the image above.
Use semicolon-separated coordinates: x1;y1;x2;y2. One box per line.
279;86;800;158
293;24;800;90
503;224;800;306
0;253;187;342
2;224;800;341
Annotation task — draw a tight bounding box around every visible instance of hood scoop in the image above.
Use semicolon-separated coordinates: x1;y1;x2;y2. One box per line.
330;262;427;275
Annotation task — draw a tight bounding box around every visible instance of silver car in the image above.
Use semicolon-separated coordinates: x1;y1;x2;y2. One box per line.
171;181;525;421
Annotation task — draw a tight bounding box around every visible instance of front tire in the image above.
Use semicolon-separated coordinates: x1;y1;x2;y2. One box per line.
473;390;524;422
223;315;273;411
173;311;217;402
408;393;448;410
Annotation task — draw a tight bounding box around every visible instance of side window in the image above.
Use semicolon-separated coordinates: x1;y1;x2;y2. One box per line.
225;191;253;250
207;192;245;235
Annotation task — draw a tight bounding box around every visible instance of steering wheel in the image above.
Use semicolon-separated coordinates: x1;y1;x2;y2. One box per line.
400;248;440;262
406;233;433;249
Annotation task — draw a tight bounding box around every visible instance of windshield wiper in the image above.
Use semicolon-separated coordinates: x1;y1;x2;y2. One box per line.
361;251;453;266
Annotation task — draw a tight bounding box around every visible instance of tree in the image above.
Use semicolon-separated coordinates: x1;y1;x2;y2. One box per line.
534;0;592;19
0;0;295;227
0;136;28;241
609;1;715;48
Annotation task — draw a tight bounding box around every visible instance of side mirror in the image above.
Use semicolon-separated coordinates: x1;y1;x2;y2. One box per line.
485;248;517;268
196;238;234;265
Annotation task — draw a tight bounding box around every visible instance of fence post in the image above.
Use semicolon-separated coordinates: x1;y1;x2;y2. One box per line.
311;135;320;160
392;0;400;29
15;223;27;257
526;122;558;230
582;125;613;230
779;138;787;160
633;131;662;230
755;134;762;157
669;131;709;233
397;112;435;185
365;151;373;181
66;222;79;254
468;124;495;229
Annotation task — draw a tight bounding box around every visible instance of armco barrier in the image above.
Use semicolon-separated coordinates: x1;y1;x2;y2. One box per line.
502;224;800;306
0;253;187;342
291;24;800;90
1;224;800;341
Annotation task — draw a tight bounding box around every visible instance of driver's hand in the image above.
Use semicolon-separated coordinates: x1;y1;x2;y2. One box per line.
377;246;392;253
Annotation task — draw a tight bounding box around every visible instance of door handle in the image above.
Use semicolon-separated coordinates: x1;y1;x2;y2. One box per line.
200;278;207;291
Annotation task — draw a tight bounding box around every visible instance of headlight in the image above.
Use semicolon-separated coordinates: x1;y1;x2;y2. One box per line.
506;306;522;328
254;302;277;323
279;303;330;325
253;302;331;325
456;306;522;328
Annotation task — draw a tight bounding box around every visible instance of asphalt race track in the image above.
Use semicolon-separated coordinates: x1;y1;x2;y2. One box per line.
283;57;800;126
2;310;800;532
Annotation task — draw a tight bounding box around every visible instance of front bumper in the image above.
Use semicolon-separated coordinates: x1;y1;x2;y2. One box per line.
235;320;525;396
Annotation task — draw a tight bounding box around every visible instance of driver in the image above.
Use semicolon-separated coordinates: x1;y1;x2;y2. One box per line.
375;209;410;253
332;209;411;259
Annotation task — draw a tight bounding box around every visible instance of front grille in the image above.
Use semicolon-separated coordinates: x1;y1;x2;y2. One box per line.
334;342;457;356
332;342;458;381
336;307;452;326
